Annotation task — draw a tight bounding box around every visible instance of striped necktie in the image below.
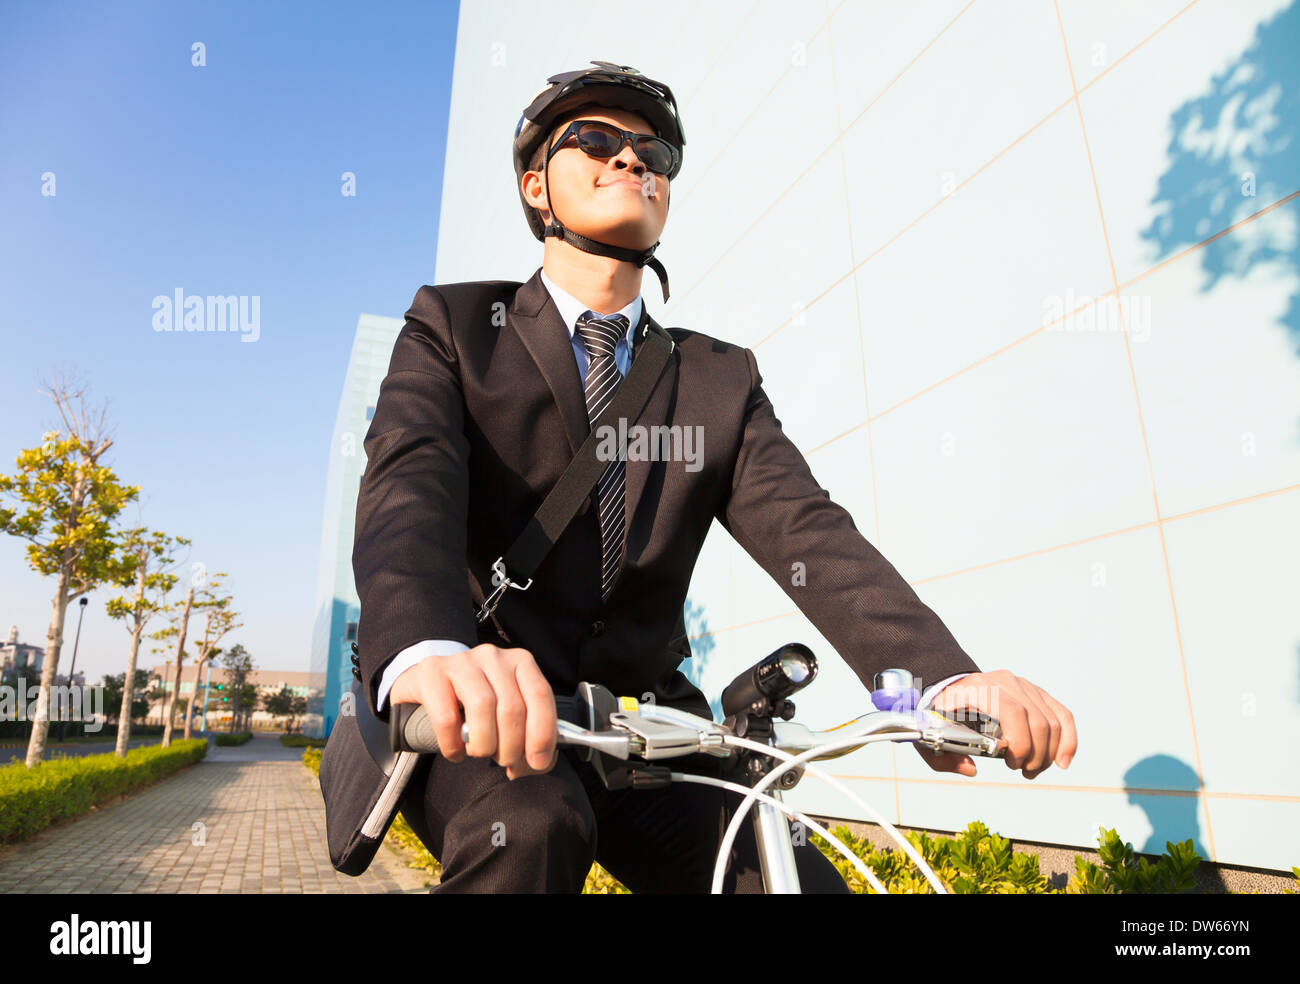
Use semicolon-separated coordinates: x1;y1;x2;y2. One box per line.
575;311;630;603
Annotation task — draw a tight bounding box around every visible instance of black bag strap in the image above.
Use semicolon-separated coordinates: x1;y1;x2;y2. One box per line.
475;320;676;622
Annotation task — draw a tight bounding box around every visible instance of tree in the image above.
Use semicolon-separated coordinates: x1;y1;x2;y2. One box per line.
219;644;255;733
151;571;236;747
180;579;240;740
101;670;151;727
264;688;305;732
0;377;140;769
104;523;189;757
237;684;259;731
263;686;293;730
156;588;194;747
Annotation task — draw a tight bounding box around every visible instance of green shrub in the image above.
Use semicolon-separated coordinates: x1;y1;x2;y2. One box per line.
0;739;207;843
810;821;1210;894
280;734;327;748
213;732;253;746
811;820;1052;893
1068;827;1200;893
583;862;631;894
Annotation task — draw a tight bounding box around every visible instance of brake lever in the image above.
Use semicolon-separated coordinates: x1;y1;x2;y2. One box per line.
920;709;1005;758
558;721;633;759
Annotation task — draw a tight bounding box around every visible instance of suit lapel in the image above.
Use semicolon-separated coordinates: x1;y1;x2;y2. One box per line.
507;267;591;457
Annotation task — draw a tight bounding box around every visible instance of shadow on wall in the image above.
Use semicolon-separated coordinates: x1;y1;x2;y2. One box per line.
1121;755;1226;887
1139;0;1299;354
1133;0;1299;846
679;595;723;721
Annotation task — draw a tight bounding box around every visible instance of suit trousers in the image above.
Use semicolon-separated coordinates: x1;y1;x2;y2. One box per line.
396;743;852;893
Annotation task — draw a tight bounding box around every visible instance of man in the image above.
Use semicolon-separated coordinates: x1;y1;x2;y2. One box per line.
353;61;1077;893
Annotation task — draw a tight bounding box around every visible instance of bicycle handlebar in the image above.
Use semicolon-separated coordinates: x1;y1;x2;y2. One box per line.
383;655;1012;895
389;683;1005;762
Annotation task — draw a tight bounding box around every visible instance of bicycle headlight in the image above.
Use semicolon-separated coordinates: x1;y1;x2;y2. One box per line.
721;643;818;718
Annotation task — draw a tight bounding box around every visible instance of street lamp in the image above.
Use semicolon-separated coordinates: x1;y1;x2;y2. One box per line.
58;596;89;742
200;658;213;734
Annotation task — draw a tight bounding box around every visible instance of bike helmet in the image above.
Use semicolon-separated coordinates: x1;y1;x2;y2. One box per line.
513;60;686;302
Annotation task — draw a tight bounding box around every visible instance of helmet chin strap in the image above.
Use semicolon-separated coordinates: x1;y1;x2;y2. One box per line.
541;163;671;303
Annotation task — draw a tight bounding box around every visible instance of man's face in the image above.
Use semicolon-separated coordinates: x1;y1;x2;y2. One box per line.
523;106;671;251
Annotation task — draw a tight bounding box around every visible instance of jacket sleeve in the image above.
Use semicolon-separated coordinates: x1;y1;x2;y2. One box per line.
714;346;982;698
353;285;480;717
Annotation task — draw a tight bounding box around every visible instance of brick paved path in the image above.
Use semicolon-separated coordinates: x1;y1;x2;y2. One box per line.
0;734;430;894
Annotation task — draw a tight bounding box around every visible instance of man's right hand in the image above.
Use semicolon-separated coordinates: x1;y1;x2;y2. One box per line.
388;644;559;781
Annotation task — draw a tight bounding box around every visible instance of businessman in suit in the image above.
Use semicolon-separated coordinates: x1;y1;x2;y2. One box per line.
352;81;1077;892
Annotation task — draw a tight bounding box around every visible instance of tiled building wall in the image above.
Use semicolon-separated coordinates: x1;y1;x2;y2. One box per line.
434;0;1299;870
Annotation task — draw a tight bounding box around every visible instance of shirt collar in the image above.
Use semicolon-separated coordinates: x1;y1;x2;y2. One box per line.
540;266;642;349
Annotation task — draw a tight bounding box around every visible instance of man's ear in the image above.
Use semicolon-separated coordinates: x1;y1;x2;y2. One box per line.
522;172;551;224
523;170;545;209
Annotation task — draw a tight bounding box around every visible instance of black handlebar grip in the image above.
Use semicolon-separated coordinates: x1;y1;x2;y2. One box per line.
391;695;582;754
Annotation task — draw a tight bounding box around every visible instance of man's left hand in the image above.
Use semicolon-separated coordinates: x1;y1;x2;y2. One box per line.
913;670;1077;780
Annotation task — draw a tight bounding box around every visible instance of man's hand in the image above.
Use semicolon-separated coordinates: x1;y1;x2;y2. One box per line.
388;644;559;780
914;670;1077;780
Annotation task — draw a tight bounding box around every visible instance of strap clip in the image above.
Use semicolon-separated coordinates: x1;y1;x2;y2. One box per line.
475;556;534;622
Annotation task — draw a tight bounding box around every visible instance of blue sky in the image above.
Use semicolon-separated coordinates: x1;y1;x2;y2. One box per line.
0;0;460;684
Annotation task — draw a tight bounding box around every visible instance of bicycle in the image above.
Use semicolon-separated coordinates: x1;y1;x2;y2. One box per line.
390;642;1006;893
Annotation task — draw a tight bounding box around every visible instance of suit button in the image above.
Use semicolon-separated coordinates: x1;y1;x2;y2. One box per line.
590;620;606;637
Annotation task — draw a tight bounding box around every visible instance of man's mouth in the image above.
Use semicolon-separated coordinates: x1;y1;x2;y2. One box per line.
600;178;649;191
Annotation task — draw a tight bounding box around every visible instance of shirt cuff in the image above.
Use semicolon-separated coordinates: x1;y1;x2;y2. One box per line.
376;638;472;712
916;673;972;712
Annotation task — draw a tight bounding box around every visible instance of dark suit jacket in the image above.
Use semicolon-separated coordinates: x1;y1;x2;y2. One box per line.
353;266;981;722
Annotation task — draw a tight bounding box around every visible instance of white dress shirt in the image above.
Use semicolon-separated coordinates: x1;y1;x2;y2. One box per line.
374;268;970;716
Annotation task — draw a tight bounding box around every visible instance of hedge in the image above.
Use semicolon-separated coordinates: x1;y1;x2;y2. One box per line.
0;739;208;843
280;733;327;748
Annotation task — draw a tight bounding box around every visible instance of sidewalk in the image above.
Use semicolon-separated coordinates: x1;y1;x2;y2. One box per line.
0;733;431;894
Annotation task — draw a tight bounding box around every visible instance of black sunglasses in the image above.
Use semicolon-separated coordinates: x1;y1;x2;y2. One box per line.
545;119;681;178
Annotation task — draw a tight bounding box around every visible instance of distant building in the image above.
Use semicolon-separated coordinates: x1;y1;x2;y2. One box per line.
145;662;319;731
1;624;45;677
307;313;405;738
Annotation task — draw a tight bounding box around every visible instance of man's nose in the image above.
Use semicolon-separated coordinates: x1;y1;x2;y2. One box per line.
613;143;646;174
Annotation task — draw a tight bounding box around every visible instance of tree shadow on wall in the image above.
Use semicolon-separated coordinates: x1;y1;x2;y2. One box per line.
679;595;723;721
1139;1;1300;710
1139;0;1299;352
